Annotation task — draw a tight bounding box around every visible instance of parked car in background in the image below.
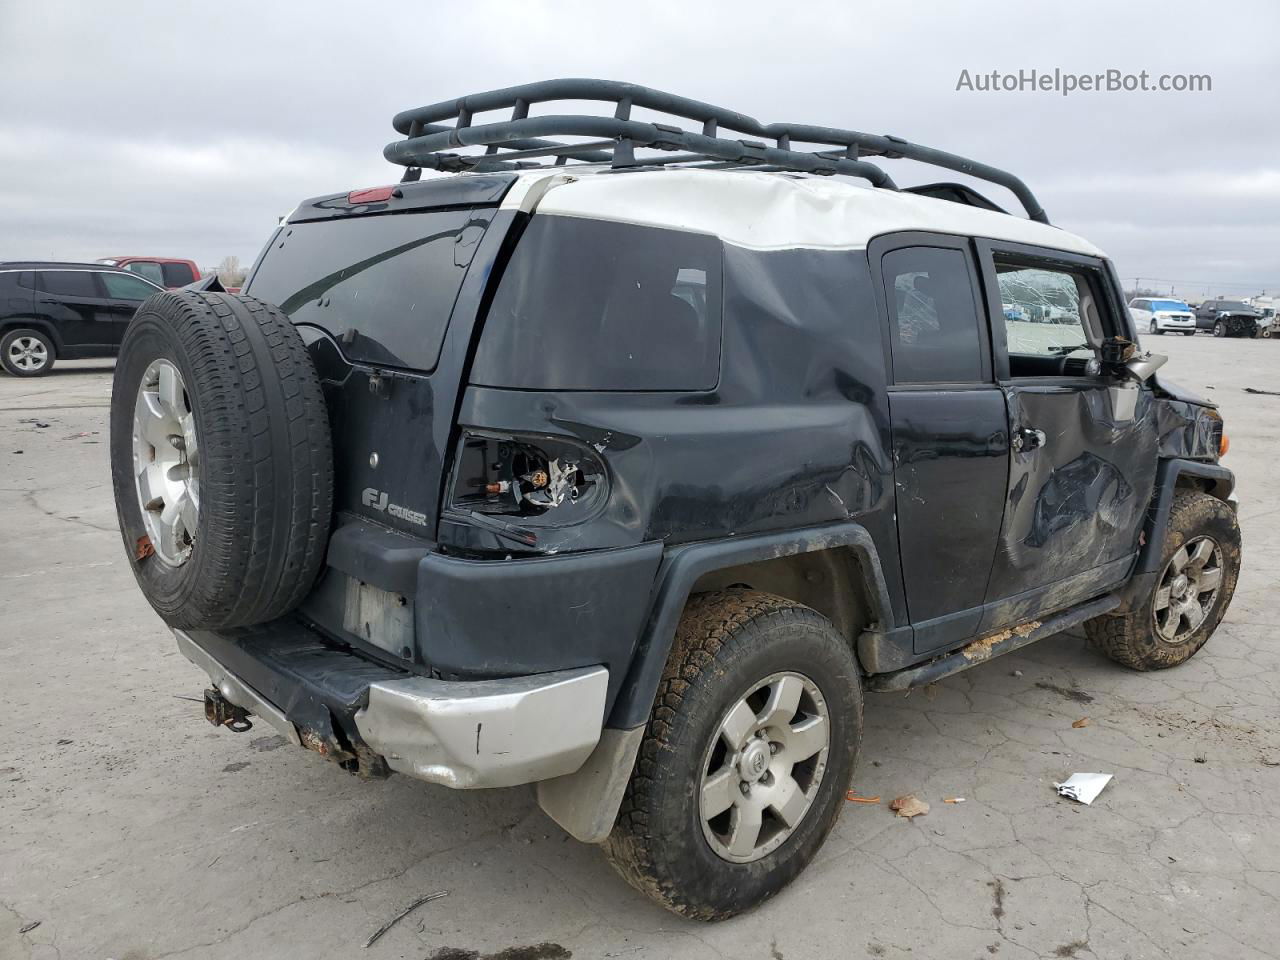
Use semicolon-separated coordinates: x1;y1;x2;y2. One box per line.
0;261;162;376
97;256;201;289
1195;298;1263;338
1129;297;1197;336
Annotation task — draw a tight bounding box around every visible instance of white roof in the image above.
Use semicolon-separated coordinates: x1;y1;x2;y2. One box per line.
498;167;1104;258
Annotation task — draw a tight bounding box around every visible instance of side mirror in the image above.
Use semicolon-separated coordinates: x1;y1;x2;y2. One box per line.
1124;352;1168;382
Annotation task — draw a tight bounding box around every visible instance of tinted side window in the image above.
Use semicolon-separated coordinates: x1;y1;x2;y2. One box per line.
161;262;196;286
101;272;161;301
883;246;984;384
40;270;99;298
16;271;35;289
472;216;723;391
125;261;166;286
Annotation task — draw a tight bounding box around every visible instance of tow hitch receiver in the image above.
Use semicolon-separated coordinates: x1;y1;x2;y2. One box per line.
204;688;253;732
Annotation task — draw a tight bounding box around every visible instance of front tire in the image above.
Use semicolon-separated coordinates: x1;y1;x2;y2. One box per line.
606;590;862;921
1;328;56;377
1149;320;1163;335
1183;330;1196;336
1085;491;1240;670
1213;321;1226;338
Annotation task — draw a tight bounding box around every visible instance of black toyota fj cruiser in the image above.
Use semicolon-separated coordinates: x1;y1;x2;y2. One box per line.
110;80;1241;921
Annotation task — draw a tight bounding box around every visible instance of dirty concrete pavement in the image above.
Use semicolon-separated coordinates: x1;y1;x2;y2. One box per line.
2;338;1278;960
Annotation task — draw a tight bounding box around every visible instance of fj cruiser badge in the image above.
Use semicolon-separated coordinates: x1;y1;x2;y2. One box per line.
361;487;428;527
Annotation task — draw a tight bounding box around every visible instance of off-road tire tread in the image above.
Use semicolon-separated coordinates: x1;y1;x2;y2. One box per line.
1085;490;1240;670
605;589;862;920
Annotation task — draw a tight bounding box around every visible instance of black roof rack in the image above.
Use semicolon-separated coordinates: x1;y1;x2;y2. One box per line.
384;79;1049;223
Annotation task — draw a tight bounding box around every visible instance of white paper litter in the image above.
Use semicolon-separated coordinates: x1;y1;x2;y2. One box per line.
1054;772;1113;805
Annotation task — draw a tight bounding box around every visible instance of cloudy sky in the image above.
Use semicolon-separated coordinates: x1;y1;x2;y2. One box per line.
2;0;1276;299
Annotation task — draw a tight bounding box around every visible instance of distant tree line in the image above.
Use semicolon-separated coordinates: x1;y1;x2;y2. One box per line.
208;255;247;287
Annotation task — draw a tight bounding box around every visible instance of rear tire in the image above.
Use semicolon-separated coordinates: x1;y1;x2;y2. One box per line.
1213;321;1226;338
1183;331;1196;337
110;292;334;629
1;328;56;377
1085;491;1240;670
606;589;862;920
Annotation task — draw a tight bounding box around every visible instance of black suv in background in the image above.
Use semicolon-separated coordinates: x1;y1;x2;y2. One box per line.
0;262;163;376
1195;298;1264;338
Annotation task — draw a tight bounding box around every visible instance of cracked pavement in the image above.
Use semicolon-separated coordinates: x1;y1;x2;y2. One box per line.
2;336;1277;960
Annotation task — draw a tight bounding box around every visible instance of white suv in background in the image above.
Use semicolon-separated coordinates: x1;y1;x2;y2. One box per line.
1130;297;1197;336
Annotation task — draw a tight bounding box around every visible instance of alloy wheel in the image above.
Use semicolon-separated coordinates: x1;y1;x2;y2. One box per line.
699;671;830;863
131;359;200;566
7;335;48;372
1153;536;1223;644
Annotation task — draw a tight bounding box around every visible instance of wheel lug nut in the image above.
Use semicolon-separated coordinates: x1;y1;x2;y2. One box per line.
168;434;186;450
739;782;750;795
769;742;779;754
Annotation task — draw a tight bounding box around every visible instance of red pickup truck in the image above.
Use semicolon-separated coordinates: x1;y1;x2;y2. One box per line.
97;257;201;289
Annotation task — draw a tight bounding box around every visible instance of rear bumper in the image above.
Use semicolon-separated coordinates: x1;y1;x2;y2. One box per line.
176;624;607;789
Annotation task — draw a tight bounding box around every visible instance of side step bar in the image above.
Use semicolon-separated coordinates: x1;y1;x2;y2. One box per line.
866;593;1121;692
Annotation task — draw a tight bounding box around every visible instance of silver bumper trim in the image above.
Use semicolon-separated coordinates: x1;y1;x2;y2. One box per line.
174;630;301;746
354;667;608;789
174;629;607;790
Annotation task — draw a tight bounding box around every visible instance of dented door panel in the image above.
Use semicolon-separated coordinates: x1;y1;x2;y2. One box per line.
985;382;1158;605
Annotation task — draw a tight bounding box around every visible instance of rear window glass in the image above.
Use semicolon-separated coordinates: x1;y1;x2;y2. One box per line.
471;216;722;391
246;209;488;371
161;262;196;287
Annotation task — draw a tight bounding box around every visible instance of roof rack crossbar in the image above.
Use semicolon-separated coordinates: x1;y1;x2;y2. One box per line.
384;80;1048;223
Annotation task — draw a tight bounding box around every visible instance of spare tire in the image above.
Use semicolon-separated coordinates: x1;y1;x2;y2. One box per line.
111;292;334;629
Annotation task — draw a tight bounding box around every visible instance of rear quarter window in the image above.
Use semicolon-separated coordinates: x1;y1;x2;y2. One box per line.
246;209;488;371
471;216;723;391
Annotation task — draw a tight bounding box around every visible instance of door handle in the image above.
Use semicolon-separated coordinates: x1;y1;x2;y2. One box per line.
1011;427;1047;453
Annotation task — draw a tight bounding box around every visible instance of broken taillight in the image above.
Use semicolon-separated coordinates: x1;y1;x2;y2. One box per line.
448;431;607;522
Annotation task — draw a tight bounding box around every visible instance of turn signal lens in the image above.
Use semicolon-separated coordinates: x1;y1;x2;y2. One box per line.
1219;433;1230;457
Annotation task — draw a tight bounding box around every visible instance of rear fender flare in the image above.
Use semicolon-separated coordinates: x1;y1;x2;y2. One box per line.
606;522;895;730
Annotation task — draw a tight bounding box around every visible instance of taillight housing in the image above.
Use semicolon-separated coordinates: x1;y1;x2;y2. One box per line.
448;431;607;524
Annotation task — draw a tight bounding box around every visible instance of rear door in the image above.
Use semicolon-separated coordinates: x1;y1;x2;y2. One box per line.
98;271;161;343
35;270;112;348
975;240;1158;628
871;233;1010;654
244;202;505;539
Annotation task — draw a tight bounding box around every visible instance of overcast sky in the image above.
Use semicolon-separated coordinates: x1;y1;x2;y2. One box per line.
2;0;1276;299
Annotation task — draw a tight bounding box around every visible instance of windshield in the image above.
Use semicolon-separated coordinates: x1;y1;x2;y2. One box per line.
1218;301;1253;312
1149;299;1189;311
